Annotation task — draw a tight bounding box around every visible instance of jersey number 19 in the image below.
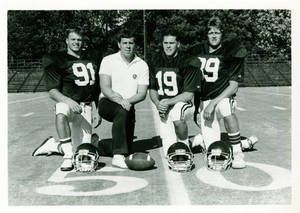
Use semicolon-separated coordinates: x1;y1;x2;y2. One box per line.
155;71;178;96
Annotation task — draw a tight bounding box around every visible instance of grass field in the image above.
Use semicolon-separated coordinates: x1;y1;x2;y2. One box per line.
7;87;292;207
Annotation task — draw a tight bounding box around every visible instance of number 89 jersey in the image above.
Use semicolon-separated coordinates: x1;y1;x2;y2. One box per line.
189;39;247;100
43;51;101;103
149;51;199;100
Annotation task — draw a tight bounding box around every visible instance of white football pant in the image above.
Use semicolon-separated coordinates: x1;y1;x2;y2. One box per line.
160;102;194;157
199;97;236;148
55;102;93;153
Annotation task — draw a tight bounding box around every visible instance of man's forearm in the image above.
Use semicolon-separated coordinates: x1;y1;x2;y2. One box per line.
49;88;71;103
210;81;238;106
149;89;160;107
101;86;123;103
126;92;147;104
165;92;194;106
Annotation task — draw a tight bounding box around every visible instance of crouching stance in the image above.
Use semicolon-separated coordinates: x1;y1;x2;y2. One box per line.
148;30;200;160
32;28;101;171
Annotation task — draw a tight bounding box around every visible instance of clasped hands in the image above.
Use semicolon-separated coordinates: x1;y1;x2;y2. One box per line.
112;93;132;111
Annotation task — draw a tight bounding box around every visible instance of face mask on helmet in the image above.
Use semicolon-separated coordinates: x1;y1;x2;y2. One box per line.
167;142;194;172
73;143;99;172
206;141;232;171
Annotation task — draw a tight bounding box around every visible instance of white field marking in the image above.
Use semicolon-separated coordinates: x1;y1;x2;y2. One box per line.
151;103;191;205
242;90;290;97
37;176;148;196
22;112;34;117
272;106;287;111
39;166;148;196
8;95;48;104
196;162;291;191
236;106;246;111
48;166;124;183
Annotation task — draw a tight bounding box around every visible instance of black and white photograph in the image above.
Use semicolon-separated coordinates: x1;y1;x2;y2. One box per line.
2;0;300;211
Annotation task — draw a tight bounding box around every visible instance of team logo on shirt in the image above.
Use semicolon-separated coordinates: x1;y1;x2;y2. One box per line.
132;74;137;79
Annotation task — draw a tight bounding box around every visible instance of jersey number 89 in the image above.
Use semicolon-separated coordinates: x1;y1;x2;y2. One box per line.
156;71;178;96
198;57;220;82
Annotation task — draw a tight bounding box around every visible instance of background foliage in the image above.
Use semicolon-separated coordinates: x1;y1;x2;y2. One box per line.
7;10;291;60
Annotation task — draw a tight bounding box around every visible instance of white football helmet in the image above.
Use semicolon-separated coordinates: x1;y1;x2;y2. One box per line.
206;140;232;171
167;142;194;172
73;143;99;172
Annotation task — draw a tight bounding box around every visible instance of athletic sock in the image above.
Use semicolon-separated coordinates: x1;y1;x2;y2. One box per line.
228;132;242;153
59;137;73;158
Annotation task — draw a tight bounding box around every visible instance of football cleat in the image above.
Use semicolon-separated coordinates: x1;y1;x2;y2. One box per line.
60;158;74;171
73;143;99;172
32;136;62;156
112;154;128;169
206;140;232;171
241;136;258;150
167;142;194;172
231;152;246;169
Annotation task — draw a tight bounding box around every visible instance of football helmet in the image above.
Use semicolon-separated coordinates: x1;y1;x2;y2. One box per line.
206;140;232;171
72;143;99;172
167;142;194;172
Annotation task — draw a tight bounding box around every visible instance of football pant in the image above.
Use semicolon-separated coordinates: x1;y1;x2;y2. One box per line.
55;102;93;153
160;102;194;156
200;97;236;148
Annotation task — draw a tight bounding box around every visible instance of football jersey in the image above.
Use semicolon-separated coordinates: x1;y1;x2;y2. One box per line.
188;39;247;100
43;50;101;103
148;51;199;100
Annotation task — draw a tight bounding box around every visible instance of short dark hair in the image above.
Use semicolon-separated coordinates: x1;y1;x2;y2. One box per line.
66;27;83;39
117;28;136;42
160;28;180;42
207;16;223;32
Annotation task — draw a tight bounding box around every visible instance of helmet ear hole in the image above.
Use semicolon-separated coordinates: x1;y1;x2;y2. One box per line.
167;142;194;172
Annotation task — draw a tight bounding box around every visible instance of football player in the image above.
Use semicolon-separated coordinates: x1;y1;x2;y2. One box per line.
188;16;251;169
148;29;200;158
32;28;101;171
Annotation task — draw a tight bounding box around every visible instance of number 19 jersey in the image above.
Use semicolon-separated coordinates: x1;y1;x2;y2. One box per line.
149;51;199;100
43;50;101;103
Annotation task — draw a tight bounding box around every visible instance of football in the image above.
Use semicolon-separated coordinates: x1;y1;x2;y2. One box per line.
125;152;155;171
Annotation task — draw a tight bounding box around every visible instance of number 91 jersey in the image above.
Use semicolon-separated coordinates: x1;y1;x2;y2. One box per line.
149;51;200;100
43;51;101;103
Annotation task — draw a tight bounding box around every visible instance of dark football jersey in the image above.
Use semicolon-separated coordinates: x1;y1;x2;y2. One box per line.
148;51;199;100
43;50;101;103
188;39;247;100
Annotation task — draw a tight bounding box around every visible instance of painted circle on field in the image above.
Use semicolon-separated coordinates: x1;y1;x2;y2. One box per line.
196;162;291;191
36;176;148;196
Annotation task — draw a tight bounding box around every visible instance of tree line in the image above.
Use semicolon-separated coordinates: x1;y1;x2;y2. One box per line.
7;10;291;60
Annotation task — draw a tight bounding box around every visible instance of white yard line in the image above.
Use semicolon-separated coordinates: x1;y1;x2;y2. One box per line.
241;90;290;97
151;103;191;205
236;106;247;111
272;106;287;111
8;95;48;104
22;112;34;117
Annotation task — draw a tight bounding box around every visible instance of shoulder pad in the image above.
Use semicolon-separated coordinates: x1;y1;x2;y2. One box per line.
42;52;65;68
185;56;202;68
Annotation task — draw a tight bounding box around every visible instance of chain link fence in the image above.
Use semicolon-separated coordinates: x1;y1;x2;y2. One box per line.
7;56;291;93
